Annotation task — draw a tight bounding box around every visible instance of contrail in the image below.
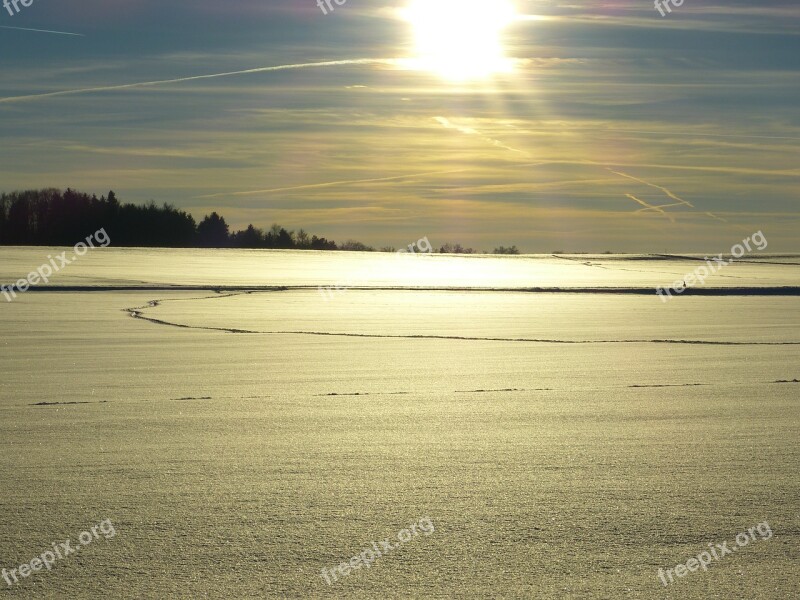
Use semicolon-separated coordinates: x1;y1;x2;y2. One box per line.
610;168;731;225
434;116;528;156
635;202;686;213
0;59;397;104
626;194;675;223
705;211;729;224
608;168;694;208
0;25;84;36
550;126;800;142
196;169;467;199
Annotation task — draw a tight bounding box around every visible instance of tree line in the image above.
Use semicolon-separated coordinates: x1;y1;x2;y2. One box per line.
0;188;519;254
0;188;355;250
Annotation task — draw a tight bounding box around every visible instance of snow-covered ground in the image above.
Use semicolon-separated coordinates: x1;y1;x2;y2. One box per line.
1;249;798;598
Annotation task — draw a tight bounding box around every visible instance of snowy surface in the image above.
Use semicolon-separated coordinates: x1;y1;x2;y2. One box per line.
0;250;798;598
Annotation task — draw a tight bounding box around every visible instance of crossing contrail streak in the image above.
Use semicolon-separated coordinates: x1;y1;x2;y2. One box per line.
610;167;729;224
635;202;686;213
626;194;675;223
0;25;84;36
0;59;397;104
608;168;694;208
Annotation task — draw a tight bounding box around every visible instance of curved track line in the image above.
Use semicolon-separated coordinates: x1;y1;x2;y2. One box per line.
123;293;800;345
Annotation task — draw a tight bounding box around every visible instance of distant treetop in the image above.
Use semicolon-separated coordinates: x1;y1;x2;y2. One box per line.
0;189;522;253
0;189;353;250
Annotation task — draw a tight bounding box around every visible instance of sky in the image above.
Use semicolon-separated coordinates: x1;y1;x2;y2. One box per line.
0;0;798;252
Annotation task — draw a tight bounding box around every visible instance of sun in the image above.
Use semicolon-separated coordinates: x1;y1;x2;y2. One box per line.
401;0;517;82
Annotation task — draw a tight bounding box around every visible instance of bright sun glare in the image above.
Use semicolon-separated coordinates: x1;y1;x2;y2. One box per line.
402;0;517;82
